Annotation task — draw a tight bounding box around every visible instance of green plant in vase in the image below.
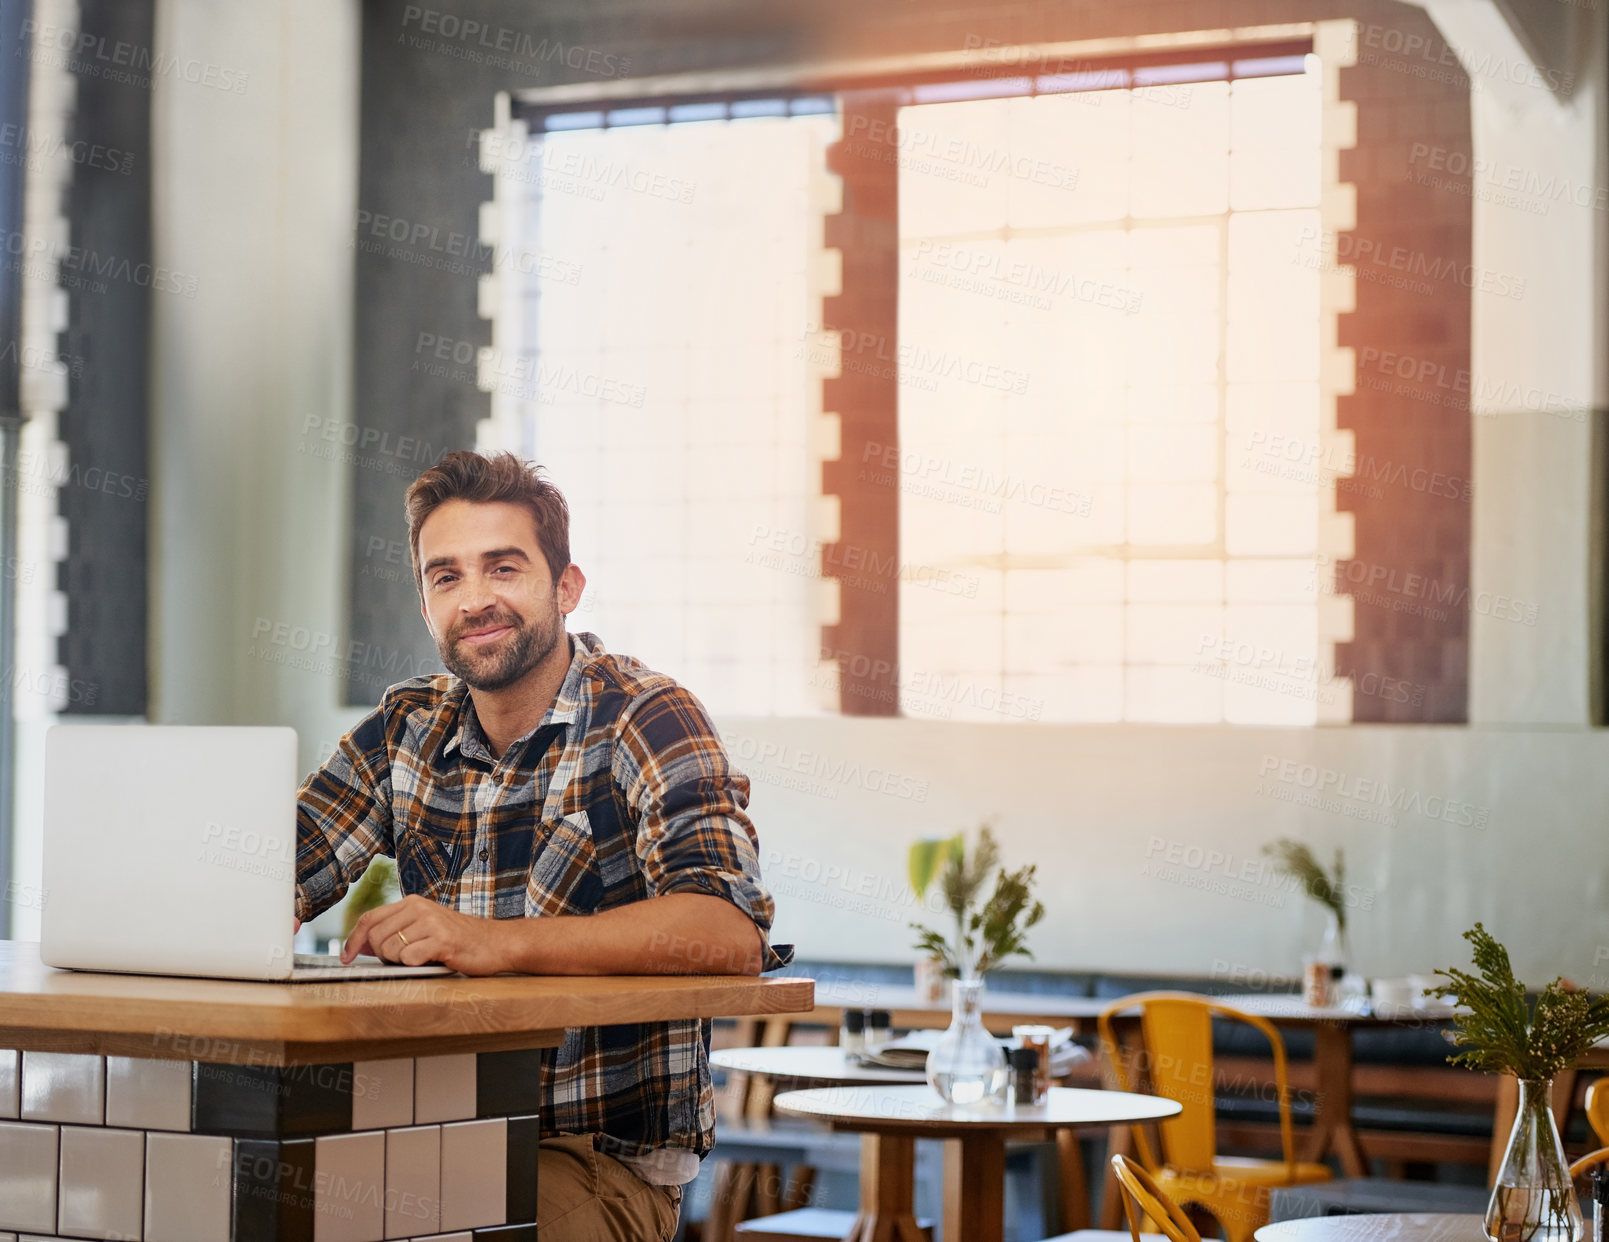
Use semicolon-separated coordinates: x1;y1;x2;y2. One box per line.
1263;839;1358;997
908;824;1044;1104
1432;923;1609;1242
341;856;400;945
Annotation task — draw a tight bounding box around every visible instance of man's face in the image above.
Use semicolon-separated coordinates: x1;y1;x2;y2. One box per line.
415;499;582;692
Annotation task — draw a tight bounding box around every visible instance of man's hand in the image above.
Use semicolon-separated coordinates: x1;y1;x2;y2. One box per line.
343;894;508;976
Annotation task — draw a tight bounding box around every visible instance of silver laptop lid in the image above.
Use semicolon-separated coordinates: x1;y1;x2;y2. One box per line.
41;724;300;981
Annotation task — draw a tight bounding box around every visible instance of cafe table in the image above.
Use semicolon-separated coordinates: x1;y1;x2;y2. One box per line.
810;984;1461;1184
710;1045;928;1086
1212;994;1461;1176
774;1083;1181;1242
803;984;1106;1035
706;1046;929;1239
0;941;813;1241
1255;1212;1486;1242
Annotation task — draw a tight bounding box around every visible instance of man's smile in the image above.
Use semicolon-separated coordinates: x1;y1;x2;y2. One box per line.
458;623;514;646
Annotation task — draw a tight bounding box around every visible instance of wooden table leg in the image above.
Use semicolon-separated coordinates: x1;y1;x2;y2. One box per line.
1306;1023;1368;1176
1490;1075;1518;1187
847;1133;927;1242
1056;1127;1091;1232
706;1160;755;1242
942;1134;1007;1242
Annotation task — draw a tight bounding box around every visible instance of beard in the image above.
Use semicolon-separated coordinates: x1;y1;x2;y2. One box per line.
437;598;564;692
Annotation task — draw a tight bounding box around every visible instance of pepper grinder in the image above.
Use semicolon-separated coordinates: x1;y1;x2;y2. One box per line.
841;1009;866;1062
1008;1046;1041;1105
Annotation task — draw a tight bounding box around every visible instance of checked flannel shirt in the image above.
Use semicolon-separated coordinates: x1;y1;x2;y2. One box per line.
295;630;789;1178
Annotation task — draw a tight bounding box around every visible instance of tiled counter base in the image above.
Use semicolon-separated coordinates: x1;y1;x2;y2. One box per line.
0;1047;543;1242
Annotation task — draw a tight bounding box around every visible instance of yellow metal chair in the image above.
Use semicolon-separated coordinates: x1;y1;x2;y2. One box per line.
1570;1144;1609;1228
1586;1080;1609;1147
1098;992;1332;1242
1113;1153;1203;1242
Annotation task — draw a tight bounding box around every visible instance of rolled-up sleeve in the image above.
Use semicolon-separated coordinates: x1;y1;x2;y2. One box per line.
296;703;395;922
614;686;791;971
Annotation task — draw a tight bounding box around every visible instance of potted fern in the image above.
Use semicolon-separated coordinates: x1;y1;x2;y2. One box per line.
1263;839;1360;1002
1432;924;1609;1242
908;824;1044;1103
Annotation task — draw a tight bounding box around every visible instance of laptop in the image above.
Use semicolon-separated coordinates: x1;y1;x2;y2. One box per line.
41;724;452;983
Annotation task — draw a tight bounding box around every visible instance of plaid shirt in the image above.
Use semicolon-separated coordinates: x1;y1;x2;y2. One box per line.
295;631;788;1168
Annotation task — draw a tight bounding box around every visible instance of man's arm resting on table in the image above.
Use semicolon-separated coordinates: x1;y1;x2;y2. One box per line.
342;891;766;977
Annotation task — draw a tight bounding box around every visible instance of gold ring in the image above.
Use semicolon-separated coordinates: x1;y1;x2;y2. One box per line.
396;930;410;949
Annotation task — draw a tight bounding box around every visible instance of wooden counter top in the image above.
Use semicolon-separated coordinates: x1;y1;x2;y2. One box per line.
0;941;814;1065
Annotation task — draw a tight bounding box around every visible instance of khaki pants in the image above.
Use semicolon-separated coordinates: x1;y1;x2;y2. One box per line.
536;1133;684;1241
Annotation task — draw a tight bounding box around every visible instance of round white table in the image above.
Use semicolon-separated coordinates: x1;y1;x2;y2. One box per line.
775;1084;1181;1242
705;1046;927;1238
1257;1214;1487;1242
711;1044;928;1085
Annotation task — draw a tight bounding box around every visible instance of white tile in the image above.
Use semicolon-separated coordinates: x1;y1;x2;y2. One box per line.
439;1118;506;1232
0;1050;17;1118
352;1058;414;1131
385;1125;441;1239
413;1055;475;1124
21;1051;104;1124
0;1121;58;1233
106;1056;191;1132
315;1130;386;1242
59;1125;144;1241
144;1132;231;1242
411;1236;472;1241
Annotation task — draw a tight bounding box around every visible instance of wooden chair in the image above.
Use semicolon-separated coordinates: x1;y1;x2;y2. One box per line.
1113;1153;1204;1242
1586;1080;1609;1147
1570;1144;1609;1228
705;1016;824;1241
1098;993;1332;1242
1570;1146;1609;1180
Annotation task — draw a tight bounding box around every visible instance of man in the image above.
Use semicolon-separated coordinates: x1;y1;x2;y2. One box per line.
295;449;788;1239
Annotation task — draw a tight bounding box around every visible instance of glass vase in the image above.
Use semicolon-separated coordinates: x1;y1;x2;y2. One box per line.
1318;910;1367;1005
1485;1078;1584;1242
925;974;1007;1105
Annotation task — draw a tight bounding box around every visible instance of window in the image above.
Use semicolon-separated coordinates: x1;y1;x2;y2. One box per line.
897;68;1325;722
484;105;839;714
493;56;1333;723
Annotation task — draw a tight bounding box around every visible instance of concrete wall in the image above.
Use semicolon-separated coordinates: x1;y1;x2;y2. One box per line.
146;0;360;739
14;0;1604;980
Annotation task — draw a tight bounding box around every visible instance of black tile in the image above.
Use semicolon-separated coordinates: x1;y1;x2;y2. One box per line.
193;1061;354;1138
506;1113;541;1223
232;1137;315;1242
476;1049;545;1118
473;1227;538;1242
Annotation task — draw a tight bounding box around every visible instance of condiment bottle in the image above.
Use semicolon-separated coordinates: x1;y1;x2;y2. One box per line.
842;1008;866;1061
1009;1047;1040;1105
866;1010;891;1056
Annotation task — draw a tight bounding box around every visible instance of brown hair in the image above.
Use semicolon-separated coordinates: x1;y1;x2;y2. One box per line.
404;450;571;593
